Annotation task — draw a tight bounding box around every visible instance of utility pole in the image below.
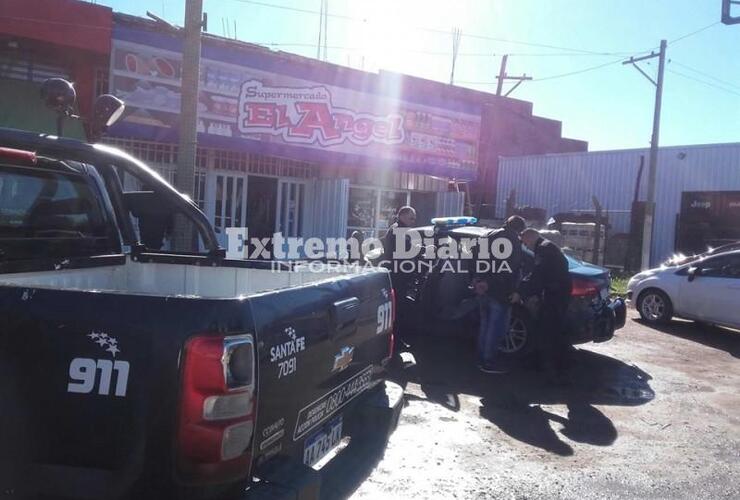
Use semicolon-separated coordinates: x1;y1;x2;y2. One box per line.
623;39;667;270
323;0;328;61
450;27;462;84
174;0;204;251
317;0;328;61
496;55;508;95
495;55;532;97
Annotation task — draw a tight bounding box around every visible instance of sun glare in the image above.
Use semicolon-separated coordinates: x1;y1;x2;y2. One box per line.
345;0;475;77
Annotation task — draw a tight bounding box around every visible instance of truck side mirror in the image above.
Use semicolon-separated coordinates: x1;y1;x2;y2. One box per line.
687;266;700;282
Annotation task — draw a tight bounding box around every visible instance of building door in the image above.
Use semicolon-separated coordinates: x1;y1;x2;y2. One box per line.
277;180;306;237
212;172;247;248
247;176;278;240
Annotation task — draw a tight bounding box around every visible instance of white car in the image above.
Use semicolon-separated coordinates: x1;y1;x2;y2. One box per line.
627;249;740;329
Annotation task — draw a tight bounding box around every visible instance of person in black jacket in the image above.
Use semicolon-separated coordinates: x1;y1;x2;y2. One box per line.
516;228;573;379
473;216;525;373
380;206;418;341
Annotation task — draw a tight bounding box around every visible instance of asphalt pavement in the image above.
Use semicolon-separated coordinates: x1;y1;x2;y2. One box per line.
339;315;740;499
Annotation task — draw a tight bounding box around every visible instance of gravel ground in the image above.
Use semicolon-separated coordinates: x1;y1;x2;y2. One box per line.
347;315;740;500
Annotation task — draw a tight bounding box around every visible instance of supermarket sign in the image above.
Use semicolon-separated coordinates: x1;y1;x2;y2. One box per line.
109;24;481;179
238;80;405;147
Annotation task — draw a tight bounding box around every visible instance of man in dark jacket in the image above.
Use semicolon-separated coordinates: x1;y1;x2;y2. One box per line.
473;216;525;373
380;206;418;341
380;206;417;288
517;228;573;378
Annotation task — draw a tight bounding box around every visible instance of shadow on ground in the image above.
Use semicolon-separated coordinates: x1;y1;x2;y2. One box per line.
392;334;654;457
636;318;740;358
321;332;656;498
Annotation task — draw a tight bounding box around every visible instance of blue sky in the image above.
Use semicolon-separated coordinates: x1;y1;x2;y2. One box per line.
94;0;740;151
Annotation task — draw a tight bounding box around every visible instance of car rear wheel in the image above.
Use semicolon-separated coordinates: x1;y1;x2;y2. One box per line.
500;315;528;353
499;305;537;357
637;289;673;324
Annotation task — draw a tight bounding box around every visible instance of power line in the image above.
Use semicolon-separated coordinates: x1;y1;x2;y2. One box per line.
224;0;640;55
668;21;721;45
458;57;624;85
532;57;625;82
667;69;740;98
671;60;740;91
253;42;633;58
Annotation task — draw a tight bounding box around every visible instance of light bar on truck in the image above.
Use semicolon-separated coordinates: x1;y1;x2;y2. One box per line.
431;216;478;227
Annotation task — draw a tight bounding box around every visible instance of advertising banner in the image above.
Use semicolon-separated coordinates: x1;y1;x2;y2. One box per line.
110;25;481;179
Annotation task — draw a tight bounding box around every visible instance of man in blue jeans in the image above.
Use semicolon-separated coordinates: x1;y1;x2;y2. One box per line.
474;216;525;373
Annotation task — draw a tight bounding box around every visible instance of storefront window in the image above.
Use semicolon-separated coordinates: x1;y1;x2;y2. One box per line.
347;186;409;237
348;187;377;237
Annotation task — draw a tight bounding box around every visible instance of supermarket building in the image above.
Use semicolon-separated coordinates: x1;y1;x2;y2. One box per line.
1;2;587;246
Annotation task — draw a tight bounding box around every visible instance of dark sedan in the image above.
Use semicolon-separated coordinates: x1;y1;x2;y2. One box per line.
397;223;626;357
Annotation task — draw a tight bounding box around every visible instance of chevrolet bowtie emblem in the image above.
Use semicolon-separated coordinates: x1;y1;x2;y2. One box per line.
332;346;355;373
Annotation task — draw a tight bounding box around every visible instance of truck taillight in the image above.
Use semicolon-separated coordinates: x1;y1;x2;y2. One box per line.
177;334;255;482
571;278;600;298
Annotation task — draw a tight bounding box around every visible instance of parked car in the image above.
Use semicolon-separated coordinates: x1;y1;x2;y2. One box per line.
396;223;626;358
627;249;740;329
0;128;402;499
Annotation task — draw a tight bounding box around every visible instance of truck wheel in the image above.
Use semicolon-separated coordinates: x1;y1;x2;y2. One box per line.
637;289;673;324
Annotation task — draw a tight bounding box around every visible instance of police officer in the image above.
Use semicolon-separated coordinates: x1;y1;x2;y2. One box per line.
380;206;418;341
473;216;525;373
515;228;573;379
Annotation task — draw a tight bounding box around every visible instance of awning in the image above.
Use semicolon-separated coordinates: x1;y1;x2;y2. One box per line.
0;78;86;140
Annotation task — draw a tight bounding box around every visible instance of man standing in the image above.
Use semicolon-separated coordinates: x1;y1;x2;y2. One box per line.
380;206;418;341
516;228;573;380
380;206;417;283
474;216;525;373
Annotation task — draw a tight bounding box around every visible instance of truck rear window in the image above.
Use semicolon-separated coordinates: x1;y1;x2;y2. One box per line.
0;164;117;262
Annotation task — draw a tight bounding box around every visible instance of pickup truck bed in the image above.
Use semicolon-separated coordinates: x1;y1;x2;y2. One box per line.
0;258;397;499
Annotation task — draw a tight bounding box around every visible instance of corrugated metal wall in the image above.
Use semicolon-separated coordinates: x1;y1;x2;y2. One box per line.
434;191;465;218
497;143;740;266
312;178;350;239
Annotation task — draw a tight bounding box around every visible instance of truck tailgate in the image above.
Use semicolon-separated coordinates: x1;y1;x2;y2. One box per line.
0;284;256;498
249;270;393;468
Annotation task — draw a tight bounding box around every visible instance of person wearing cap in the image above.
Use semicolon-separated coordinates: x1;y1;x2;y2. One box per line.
473;216;525;373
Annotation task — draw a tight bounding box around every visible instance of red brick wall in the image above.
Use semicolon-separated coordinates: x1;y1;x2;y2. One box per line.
473;99;588;216
0;0;112;54
0;0;112;137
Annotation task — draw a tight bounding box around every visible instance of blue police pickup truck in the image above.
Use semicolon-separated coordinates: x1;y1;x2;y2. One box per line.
0;127;402;500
